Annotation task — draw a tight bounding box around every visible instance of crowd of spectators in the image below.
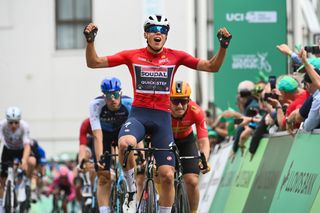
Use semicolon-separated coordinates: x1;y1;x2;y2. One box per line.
205;44;320;159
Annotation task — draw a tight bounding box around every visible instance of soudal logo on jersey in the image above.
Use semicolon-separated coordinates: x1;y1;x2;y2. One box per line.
141;71;168;78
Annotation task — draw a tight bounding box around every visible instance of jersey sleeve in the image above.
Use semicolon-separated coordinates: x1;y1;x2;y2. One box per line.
176;50;200;69
89;99;105;131
121;96;133;112
79;118;90;145
21;121;31;145
106;50;131;67
192;105;208;139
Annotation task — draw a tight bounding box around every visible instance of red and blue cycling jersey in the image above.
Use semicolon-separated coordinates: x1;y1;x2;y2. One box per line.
107;47;200;112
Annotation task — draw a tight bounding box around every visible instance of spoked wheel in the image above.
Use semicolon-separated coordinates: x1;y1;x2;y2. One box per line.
4;180;12;213
109;182;117;213
144;180;157;213
119;180;127;213
172;182;190;213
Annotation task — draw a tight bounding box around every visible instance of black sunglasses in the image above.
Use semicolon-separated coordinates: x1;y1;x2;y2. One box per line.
170;98;189;106
8;121;19;125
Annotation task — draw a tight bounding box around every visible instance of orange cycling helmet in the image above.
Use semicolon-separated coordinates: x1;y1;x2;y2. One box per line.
171;81;191;98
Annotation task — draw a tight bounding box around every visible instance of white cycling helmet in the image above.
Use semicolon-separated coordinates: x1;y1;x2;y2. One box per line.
6;106;21;121
144;15;170;31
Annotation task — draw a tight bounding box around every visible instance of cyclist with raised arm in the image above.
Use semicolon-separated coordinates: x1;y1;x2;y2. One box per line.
84;14;231;213
0;107;37;211
89;77;132;213
170;81;210;213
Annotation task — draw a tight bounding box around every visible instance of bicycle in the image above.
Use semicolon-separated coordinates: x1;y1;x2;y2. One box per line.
51;186;67;213
1;159;31;213
123;135;208;213
99;146;127;213
78;159;99;213
170;144;208;213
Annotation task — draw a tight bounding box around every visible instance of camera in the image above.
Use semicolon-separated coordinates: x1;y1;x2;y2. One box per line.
304;46;320;54
264;93;279;101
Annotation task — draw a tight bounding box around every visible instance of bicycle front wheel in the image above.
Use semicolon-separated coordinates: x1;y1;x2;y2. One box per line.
173;182;190;213
118;180;127;213
144;180;157;213
4;180;12;213
109;182;117;213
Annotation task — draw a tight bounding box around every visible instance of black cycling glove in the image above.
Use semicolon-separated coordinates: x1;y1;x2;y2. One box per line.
217;31;232;48
83;26;98;43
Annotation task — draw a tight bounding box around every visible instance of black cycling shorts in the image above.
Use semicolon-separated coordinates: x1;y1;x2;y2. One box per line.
1;146;24;177
175;133;200;175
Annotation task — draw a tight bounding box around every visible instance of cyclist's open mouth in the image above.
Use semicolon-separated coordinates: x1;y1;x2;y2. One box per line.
154;37;161;42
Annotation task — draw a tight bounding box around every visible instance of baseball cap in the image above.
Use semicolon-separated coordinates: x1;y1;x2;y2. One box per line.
277;76;299;93
296;58;320;72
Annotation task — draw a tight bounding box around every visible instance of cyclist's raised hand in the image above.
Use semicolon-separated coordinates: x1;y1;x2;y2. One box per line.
83;23;98;43
217;27;232;48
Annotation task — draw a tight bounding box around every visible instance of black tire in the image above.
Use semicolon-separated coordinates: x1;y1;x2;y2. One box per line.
4;180;12;213
174;182;190;213
109;182;117;213
144;180;157;213
119;180;127;213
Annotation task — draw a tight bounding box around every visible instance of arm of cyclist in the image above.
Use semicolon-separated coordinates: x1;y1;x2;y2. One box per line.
21;143;31;171
84;23;109;68
196;27;231;72
93;129;104;169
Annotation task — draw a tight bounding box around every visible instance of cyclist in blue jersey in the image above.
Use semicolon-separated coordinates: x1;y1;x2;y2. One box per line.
89;77;132;213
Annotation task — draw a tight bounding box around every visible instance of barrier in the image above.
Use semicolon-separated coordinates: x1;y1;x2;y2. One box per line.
243;133;294;213
224;138;269;213
199;130;320;213
269;132;320;212
209;145;243;212
198;142;233;213
310;188;320;213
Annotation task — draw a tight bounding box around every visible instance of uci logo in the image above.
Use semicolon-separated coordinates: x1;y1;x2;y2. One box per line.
226;13;245;22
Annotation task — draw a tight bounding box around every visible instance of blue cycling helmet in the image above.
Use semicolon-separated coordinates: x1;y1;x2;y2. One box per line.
100;77;122;93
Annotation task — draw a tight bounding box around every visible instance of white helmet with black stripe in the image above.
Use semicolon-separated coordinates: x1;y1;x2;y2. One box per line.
144;15;170;32
6;106;21;121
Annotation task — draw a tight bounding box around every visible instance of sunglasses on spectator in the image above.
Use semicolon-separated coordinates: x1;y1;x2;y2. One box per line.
170;98;189;106
145;25;169;34
8;121;19;125
105;91;121;100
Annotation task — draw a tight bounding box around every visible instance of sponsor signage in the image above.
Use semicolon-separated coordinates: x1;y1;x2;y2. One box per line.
242;134;294;212
198;142;233;213
269;133;320;212
213;0;287;109
224;138;269;212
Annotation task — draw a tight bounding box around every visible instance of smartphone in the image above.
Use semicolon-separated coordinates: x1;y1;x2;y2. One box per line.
304;46;320;54
269;76;277;90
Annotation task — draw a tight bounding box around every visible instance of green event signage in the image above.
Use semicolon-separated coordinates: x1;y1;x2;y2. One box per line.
270;132;320;212
242;134;294;213
224;138;269;213
209;149;242;212
213;0;287;110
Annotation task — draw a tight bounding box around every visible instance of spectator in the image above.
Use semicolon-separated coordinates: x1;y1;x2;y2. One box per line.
267;75;309;130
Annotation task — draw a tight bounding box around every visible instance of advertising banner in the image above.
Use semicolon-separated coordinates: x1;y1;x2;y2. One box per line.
224;138;269;213
213;0;287;109
269;133;320;212
209;148;243;212
198;142;233;213
242;134;294;213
